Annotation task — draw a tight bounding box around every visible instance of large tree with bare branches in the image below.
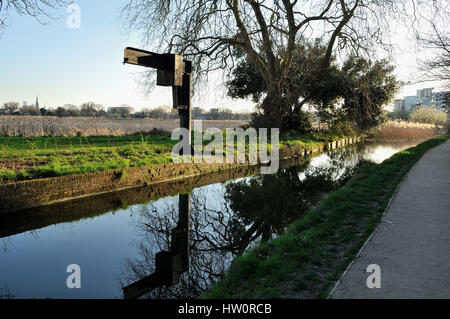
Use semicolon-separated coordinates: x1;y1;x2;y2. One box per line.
418;26;450;87
410;1;449;85
0;0;68;31
122;0;407;130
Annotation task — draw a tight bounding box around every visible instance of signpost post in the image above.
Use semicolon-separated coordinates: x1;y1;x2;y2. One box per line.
123;47;192;152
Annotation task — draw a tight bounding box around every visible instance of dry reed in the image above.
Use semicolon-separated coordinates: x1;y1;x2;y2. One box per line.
375;120;441;139
0;116;247;137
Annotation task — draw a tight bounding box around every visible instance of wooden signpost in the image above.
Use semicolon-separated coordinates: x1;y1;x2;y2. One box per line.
122;49;193;298
124;47;193;150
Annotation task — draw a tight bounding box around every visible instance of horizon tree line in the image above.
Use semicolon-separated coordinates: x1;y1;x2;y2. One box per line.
0;101;252;120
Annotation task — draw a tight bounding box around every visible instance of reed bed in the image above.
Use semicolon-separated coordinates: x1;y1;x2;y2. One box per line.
374;120;441;140
0;116;247;137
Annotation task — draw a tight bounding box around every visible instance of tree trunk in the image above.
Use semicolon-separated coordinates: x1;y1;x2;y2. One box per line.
261;85;284;130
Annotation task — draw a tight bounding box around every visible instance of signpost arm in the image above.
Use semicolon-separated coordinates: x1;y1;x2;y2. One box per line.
123;47;192;152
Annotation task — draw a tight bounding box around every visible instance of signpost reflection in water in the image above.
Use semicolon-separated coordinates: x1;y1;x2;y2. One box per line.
123;194;190;299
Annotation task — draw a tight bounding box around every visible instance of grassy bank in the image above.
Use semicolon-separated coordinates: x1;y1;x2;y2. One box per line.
204;135;450;299
0;135;175;182
0;131;352;183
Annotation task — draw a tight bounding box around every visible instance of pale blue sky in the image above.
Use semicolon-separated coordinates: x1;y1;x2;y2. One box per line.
0;1;147;108
0;0;252;111
0;0;445;111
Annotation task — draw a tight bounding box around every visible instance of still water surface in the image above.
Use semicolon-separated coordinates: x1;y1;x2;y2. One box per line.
0;139;424;299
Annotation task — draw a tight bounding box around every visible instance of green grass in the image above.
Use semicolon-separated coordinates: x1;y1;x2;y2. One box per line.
0;135;175;182
0;135;175;156
203;135;450;299
0;130;354;183
280;131;350;147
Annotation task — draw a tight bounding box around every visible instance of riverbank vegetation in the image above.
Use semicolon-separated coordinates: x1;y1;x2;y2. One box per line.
369;120;443;140
373;105;448;139
0;130;356;183
0;135;175;183
204;135;450;299
409;107;448;126
379;105;448;139
390;107;448;126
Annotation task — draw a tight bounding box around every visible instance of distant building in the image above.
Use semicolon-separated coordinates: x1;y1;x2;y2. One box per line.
433;91;450;111
393;99;405;111
416;88;433;107
404;96;419;111
393;87;449;112
23;101;28;107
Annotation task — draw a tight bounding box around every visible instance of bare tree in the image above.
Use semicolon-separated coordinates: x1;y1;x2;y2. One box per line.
122;0;409;130
20;105;40;115
64;104;80;117
418;23;450;86
80;101;105;117
55;106;68;117
0;0;68;32
1;101;19;114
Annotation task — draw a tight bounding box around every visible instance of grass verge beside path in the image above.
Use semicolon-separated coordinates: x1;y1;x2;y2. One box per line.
203;135;450;299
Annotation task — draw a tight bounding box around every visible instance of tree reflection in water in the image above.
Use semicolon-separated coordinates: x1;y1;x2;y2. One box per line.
119;146;374;299
0;284;15;299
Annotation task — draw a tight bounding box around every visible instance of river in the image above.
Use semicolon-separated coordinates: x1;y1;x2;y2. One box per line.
0;139;425;299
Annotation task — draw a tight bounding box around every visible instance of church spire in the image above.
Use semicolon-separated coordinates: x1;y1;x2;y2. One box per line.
35;95;41;115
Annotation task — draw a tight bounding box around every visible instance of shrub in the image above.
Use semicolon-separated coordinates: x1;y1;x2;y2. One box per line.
389;109;409;121
328;122;356;138
409;107;447;126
